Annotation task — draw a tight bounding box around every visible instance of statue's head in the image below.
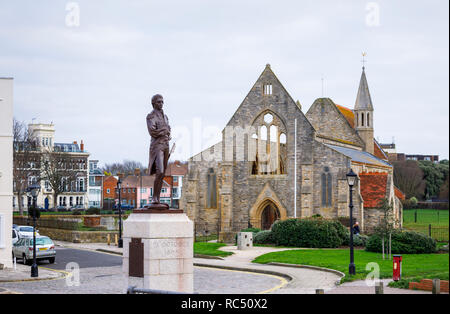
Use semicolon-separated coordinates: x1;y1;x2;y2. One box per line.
151;94;164;110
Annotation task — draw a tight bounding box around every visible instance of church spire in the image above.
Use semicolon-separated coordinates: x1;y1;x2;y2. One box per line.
354;66;374;111
354;60;374;155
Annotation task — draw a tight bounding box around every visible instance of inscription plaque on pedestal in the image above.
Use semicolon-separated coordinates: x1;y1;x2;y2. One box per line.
129;238;144;278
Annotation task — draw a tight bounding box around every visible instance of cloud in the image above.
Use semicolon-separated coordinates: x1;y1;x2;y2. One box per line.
1;0;448;165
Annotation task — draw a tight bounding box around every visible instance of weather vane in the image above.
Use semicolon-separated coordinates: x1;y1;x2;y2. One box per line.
362;52;367;69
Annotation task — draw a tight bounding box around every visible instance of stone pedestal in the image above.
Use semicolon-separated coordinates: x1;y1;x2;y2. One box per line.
123;210;194;293
237;232;253;250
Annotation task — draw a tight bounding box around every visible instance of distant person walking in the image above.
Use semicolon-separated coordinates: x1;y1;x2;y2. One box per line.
353;221;360;235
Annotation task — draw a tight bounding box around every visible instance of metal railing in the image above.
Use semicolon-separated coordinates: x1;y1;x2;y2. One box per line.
127;286;193;294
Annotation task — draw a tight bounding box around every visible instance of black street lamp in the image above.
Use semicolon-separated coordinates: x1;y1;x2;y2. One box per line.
117;178;123;248
346;168;358;276
26;183;40;278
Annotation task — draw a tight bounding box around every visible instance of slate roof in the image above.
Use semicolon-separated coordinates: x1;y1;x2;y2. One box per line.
54;143;84;153
324;144;392;168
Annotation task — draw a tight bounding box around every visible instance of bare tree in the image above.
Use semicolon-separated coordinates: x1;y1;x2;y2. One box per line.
103;159;145;175
374;198;395;260
393;160;426;199
41;150;87;208
13;119;41;215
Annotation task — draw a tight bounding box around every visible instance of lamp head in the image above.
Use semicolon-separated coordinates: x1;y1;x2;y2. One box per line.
346;169;358;187
26;183;40;198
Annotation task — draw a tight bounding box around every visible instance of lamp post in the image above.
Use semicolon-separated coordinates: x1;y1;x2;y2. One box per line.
26;183;40;278
346;169;358;276
117;178;123;248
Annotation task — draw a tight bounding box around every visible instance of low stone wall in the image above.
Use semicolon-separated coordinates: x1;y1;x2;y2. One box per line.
13;214;126;243
14;216;82;230
38;227;119;243
13;214;128;231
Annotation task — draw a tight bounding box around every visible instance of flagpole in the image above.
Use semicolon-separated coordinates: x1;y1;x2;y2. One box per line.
294;118;297;219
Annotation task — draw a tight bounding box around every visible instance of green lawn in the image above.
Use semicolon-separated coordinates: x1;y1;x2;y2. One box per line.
194;242;233;257
252;249;449;283
403;209;449;242
403;209;449;226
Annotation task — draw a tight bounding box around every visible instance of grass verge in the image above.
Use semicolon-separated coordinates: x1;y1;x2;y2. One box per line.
194;242;233;257
252;249;449;283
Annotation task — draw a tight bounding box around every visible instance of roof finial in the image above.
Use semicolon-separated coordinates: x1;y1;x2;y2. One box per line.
321;74;324;97
362;52;367;70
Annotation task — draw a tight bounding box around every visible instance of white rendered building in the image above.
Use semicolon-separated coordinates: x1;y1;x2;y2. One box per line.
0;78;14;268
13;123;90;211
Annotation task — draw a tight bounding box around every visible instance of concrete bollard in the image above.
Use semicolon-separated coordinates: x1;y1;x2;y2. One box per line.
115;234;118;246
237;232;253;250
107;234;111;246
432;279;440;294
375;281;384;294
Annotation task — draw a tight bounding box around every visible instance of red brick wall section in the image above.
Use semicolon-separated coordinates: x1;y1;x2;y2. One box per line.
409;279;449;292
103;176;118;200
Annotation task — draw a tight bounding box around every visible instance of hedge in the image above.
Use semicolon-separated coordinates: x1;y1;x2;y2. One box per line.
342;233;369;247
365;230;437;254
270;218;348;248
254;230;274;244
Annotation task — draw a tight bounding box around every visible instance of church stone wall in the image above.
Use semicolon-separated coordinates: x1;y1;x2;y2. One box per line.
311;142;352;219
182;65;399;240
223;65;317;233
306;98;364;148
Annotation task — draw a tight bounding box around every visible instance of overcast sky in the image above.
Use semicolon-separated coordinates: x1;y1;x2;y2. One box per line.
1;0;448;166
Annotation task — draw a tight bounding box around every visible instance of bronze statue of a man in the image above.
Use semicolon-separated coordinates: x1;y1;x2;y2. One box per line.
147;94;171;209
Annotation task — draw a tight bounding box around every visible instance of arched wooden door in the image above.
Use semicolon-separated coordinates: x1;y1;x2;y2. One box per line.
261;202;280;230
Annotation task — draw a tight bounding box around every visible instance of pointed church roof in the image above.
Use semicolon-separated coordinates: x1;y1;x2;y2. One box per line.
335;104;389;161
354;68;374;111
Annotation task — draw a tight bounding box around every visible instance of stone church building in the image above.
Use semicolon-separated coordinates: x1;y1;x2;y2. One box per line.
181;64;403;242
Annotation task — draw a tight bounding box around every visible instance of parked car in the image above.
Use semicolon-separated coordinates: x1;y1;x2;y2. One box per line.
12;224;19;230
113;204;134;211
16;225;39;238
12;236;56;264
70;205;86;211
12;229;19;245
55;206;68;212
39;207;50;213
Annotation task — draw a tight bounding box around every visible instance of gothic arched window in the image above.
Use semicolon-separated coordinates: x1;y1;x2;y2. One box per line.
206;168;217;208
321;169;332;207
251;110;287;175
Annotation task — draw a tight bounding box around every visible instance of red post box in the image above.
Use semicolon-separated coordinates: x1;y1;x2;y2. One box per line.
393;255;402;281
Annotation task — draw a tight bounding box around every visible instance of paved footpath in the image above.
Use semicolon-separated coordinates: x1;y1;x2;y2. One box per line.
1;241;440;294
56;242;344;293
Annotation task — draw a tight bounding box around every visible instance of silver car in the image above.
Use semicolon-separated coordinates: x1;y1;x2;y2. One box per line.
12;236;56;265
16;225;39;238
12;229;19;245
